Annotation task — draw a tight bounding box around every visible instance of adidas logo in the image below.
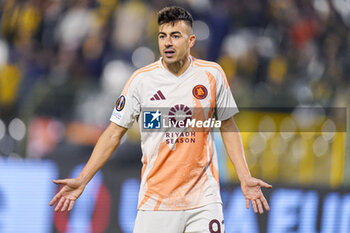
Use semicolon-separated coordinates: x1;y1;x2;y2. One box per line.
150;90;166;101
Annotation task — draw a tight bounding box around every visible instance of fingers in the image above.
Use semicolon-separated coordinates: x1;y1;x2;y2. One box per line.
261;195;270;211
248;198;269;214
61;198;70;212
68;200;75;211
246;199;249;209
50;183;66;206
55;197;66;212
51;195;76;212
251;200;258;213
256;199;264;214
53;179;69;185
53;197;75;212
49;193;61;206
258;180;272;189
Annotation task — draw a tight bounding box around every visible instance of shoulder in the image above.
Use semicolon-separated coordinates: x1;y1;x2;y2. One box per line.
193;58;229;88
132;61;160;79
193;58;224;75
193;58;221;68
122;61;160;95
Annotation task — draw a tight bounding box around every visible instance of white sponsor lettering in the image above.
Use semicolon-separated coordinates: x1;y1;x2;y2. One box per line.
163;118;221;128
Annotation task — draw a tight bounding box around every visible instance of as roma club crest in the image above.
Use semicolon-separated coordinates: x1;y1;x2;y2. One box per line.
116;95;126;111
192;85;208;100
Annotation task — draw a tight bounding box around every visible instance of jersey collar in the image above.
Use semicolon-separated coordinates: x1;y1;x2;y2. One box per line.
159;56;194;79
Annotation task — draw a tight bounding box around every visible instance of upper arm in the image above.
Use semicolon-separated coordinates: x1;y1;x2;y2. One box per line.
220;117;239;133
110;74;142;128
214;66;239;120
105;122;128;141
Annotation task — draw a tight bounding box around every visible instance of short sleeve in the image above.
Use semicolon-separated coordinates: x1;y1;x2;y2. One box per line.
110;74;141;128
215;67;239;120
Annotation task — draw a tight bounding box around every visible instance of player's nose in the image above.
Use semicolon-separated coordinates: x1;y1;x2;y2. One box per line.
164;37;172;46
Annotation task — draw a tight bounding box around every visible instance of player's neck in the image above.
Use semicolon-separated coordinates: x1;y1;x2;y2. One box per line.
163;56;190;77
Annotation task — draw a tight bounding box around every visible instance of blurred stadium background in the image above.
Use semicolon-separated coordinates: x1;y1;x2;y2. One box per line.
0;0;349;232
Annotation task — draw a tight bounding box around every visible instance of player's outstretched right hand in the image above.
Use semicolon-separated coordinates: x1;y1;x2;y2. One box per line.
49;178;86;212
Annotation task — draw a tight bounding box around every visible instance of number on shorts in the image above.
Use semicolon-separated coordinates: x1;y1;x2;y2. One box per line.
209;219;221;233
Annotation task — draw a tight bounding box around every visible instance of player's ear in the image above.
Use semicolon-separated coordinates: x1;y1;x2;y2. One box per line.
189;34;196;48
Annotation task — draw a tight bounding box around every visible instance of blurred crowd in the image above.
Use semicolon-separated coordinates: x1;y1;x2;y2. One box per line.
0;0;349;166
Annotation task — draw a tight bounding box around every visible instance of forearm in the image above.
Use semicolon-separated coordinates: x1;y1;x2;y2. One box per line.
77;123;126;185
220;118;251;181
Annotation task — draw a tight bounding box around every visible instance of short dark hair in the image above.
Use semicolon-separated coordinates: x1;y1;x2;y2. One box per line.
157;6;193;27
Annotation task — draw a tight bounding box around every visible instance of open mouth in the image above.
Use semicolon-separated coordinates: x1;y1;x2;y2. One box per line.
164;49;175;57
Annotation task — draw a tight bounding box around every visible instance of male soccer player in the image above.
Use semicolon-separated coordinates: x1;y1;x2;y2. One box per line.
50;6;272;233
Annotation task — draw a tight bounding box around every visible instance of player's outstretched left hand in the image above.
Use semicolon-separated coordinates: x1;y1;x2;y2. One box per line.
240;177;272;214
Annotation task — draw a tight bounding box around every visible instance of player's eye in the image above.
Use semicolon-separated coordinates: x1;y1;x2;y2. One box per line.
172;35;180;39
159;35;165;39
